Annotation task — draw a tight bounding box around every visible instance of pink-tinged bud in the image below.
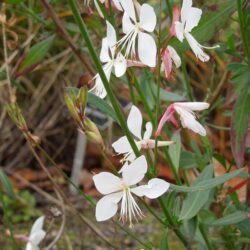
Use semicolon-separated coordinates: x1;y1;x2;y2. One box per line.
155;104;175;137
162;48;173;81
169;6;180;37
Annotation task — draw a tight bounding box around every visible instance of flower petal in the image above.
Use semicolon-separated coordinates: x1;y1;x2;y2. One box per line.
114;52;127;77
106;21;117;53
93;172;122;195
168;45;181;68
30;216;45;235
100;38;110;63
181;0;202;32
25;243;33;250
127;105;142;139
119;0;136;20
122;155;147;186
185;33;210;62
174;21;184;42
112;136;132;154
174;102;209;111
174;106;207;136
139;4;157;32
143;122;153;140
29;230;46;246
132;178;170;199
122;12;134;34
138;32;157;67
96;192;123;221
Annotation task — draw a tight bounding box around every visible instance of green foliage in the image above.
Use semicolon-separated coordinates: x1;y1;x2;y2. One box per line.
168;132;181;172
0;169;15;199
179;165;213;220
208;211;248;227
2;191;40;223
16;35;55;75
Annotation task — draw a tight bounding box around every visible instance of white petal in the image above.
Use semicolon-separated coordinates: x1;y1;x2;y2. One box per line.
106;21;117;52
167;45;181;68
174;106;207;136
174;102;209;111
119;0;136;20
122;155;147;186
175;21;184;42
143;122;153;140
93;74;107;99
185;33;210;62
30;230;46;246
26;243;33;250
181;0;202;32
112;136;132;154
30;216;45;235
96;192;123;221
100;38;110;63
139;4;157;32
138;32;157;67
93;172;123;195
132;178;170;199
122;12;135;34
127;105;142;139
114;53;127;77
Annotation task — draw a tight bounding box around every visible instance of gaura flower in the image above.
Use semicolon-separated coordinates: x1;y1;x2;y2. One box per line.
91;0;122;18
116;0;157;67
156;102;210;136
26;216;46;250
93;156;170;225
174;0;219;62
91;21;127;98
162;45;181;80
112;105;174;161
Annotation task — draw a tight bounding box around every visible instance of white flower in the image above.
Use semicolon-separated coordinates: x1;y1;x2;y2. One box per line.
116;0;157;67
174;0;218;62
26;216;46;250
91;21;127;98
112;105;174;162
162;45;181;80
156;102;210;136
93;156;170;225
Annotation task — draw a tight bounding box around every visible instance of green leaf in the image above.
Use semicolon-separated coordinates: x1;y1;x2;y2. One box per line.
179;165;213;220
18;36;55;73
168;132;181;171
208;212;248;227
0;169;15;199
179;151;196;169
170;169;242;192
88;93;119;123
181;217;198;242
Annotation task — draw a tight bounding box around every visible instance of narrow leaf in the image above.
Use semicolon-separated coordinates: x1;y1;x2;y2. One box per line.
208;212;248;226
169;131;181;171
179;165;213;220
0;169;15;199
170;169;242;192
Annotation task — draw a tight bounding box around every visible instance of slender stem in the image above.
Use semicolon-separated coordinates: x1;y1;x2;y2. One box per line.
68;0;140;157
165;0;173;22
158;198;191;250
199;223;214;250
1;3;13;101
181;56;194;101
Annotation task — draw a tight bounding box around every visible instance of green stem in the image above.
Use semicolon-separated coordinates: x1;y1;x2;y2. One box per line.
68;0;140;157
181;56;194;101
199;223;214;250
158;197;191;250
165;0;173;22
